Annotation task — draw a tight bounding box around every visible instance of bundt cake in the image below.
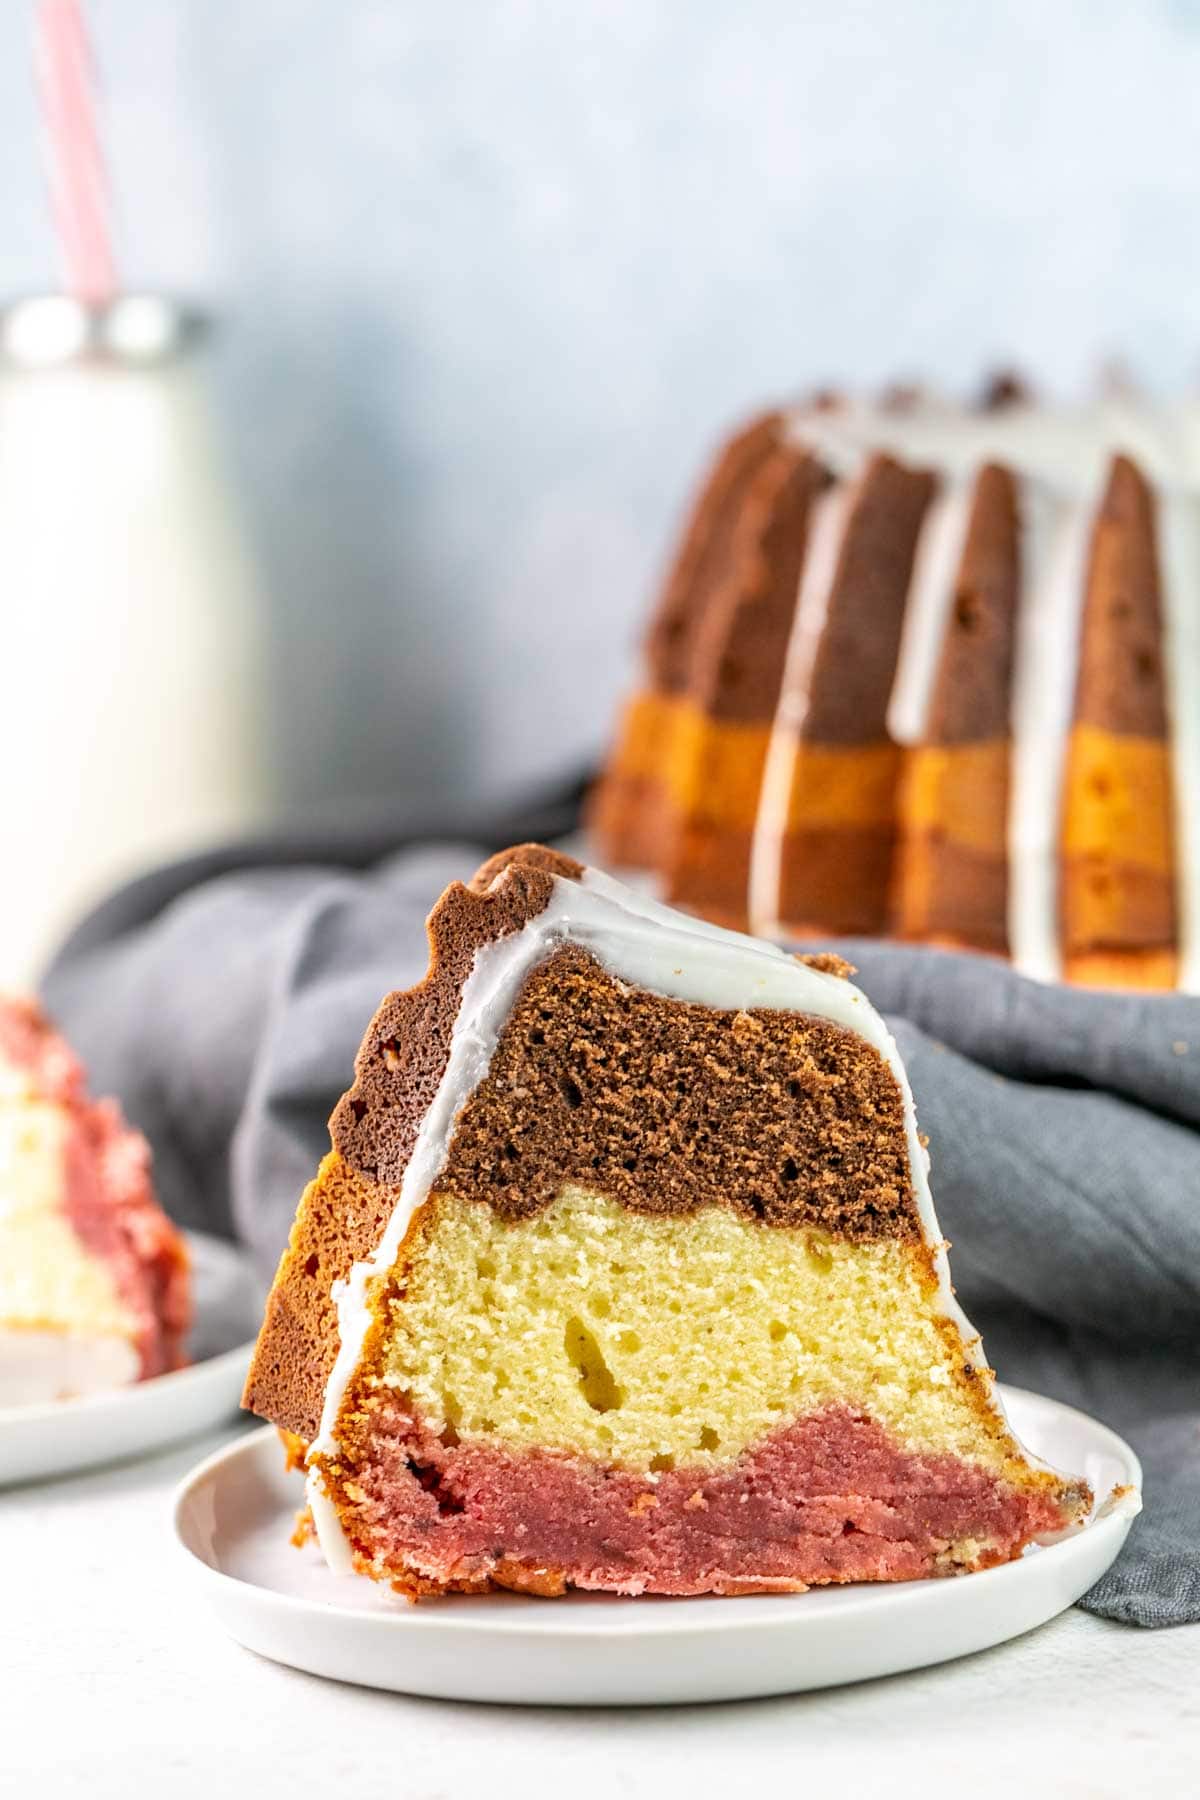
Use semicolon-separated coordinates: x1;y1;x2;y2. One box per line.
244;845;1089;1599
0;996;191;1406
592;391;1200;989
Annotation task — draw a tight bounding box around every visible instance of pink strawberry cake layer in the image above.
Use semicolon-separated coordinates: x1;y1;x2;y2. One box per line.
0;996;190;1405
330;1393;1071;1597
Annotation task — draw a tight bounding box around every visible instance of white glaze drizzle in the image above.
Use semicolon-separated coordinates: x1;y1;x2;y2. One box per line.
748;484;850;937
1006;483;1097;981
887;475;976;747
308;861;1007;1555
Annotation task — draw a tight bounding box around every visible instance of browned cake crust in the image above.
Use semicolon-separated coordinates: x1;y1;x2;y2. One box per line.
467;841;584;894
685;445;831;724
1071;456;1169;739
924;464;1020;746
586;413;788;868
665;444;831;918
891;464;1020;955
644;410;786;696
243;1153;402;1439
1060;455;1177;967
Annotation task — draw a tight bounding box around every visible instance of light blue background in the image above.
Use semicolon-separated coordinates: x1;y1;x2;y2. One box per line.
5;1;1200;816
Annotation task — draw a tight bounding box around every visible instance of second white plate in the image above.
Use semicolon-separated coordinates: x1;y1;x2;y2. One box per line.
0;1232;262;1486
173;1385;1141;1706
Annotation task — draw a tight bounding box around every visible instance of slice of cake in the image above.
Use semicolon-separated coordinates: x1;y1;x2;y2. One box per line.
244;845;1089;1598
0;996;191;1407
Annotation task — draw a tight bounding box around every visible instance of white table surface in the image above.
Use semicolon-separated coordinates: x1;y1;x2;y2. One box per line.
6;1418;1198;1799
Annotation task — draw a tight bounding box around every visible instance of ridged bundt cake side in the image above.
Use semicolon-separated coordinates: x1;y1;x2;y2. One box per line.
593;389;1200;991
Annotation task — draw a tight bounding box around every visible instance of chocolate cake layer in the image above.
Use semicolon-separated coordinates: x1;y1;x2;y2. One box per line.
427;945;917;1237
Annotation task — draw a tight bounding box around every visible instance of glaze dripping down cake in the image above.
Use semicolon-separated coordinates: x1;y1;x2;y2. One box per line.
591;392;1200;989
0;996;191;1406
244;846;1088;1599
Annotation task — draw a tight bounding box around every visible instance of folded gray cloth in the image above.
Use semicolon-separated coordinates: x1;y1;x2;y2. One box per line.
41;803;1199;1627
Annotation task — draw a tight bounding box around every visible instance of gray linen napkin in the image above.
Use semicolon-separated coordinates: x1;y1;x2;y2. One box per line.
40;798;1199;1626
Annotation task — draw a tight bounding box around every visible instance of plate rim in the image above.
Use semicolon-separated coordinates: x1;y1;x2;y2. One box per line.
172;1384;1143;1642
0;1336;258;1430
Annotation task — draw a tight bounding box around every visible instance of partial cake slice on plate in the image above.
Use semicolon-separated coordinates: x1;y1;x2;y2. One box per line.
0;996;191;1407
244;845;1089;1598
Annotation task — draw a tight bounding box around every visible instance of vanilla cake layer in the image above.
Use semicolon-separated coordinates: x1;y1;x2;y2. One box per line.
377;1187;1024;1477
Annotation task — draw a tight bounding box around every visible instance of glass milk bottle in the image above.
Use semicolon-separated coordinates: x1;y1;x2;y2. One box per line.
0;296;268;985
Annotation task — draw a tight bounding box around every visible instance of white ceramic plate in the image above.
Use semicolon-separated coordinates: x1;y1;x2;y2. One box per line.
173;1385;1141;1706
0;1232;262;1486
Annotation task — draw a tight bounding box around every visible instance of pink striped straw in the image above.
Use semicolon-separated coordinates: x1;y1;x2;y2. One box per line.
33;0;117;306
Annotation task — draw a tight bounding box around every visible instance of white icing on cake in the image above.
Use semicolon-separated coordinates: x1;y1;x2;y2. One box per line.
887;475;976;747
748;484;850;937
1006;486;1097;982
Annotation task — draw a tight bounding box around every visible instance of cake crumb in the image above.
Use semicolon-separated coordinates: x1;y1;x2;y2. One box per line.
290;1506;315;1549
